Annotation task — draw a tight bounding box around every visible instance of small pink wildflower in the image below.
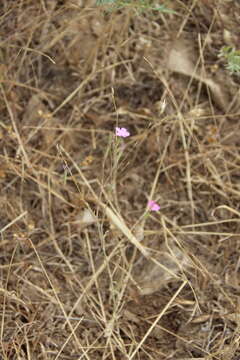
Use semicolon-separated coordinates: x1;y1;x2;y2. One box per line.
148;200;160;212
115;127;130;138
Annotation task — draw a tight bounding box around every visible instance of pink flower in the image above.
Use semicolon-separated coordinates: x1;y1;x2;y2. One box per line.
148;200;160;212
115;127;130;138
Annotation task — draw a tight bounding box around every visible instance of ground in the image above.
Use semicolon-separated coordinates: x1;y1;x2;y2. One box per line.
1;0;240;359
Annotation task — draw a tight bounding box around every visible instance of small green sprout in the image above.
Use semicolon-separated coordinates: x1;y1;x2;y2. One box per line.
96;0;176;14
219;46;240;75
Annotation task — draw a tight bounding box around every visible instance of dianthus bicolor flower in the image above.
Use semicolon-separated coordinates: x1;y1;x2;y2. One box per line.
148;200;160;212
115;127;130;138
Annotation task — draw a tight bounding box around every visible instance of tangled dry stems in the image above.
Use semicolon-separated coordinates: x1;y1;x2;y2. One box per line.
1;0;240;359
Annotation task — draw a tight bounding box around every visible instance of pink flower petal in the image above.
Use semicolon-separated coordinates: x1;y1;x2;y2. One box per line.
148;200;160;212
115;127;130;138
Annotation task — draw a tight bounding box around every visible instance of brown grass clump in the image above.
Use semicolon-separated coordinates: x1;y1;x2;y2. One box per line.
1;0;240;359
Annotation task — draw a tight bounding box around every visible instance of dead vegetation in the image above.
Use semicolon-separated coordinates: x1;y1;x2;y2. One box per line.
1;0;240;359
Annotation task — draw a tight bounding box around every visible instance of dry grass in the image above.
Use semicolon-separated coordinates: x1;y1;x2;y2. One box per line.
1;0;240;359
